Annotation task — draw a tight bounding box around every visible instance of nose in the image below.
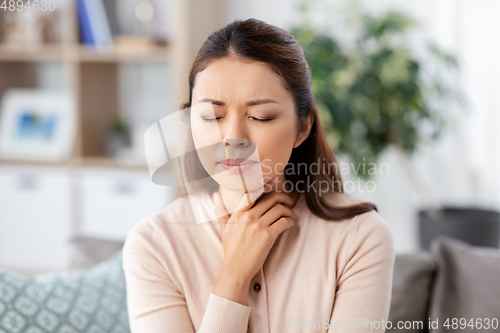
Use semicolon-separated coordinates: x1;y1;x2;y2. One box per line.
221;115;250;148
223;138;250;148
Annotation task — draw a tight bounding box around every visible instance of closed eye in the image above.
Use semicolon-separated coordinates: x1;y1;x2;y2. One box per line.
201;117;222;123
251;117;273;123
201;117;274;123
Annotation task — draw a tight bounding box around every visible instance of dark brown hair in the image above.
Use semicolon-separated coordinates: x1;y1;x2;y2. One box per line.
179;18;377;221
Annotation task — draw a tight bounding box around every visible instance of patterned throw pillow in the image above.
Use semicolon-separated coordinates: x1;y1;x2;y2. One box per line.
0;251;130;333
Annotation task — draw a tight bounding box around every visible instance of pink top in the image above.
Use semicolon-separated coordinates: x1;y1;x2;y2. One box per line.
122;190;395;332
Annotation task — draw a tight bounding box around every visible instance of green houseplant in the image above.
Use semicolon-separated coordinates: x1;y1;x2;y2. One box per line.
288;4;500;251
290;3;461;211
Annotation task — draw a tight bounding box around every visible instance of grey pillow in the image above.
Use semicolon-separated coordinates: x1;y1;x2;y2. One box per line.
0;251;129;333
69;236;124;270
429;236;500;333
388;252;436;333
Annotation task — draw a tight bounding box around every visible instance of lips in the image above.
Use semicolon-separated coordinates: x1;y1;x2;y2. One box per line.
219;158;256;168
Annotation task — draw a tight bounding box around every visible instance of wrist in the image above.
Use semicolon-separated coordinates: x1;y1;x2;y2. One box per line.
214;268;252;306
219;270;251;288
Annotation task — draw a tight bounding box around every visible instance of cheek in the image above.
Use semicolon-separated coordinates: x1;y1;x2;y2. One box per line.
190;119;223;149
255;121;297;174
190;103;223;148
191;123;204;147
190;115;224;175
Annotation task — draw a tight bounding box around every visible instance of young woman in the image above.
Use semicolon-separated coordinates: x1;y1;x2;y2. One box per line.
123;18;395;333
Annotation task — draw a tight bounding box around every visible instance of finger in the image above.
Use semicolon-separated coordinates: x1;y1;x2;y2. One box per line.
248;191;295;219
232;175;276;212
219;175;281;218
232;190;259;213
231;176;279;213
268;216;295;238
260;203;297;227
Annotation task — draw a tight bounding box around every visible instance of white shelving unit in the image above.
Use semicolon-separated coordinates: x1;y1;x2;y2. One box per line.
0;0;226;273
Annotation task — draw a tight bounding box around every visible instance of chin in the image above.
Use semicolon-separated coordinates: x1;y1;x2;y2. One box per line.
211;167;266;194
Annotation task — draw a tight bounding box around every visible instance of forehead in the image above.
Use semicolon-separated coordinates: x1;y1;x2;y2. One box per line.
193;57;291;102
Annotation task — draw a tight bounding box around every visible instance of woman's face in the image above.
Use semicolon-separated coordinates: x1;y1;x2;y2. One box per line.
190;57;300;193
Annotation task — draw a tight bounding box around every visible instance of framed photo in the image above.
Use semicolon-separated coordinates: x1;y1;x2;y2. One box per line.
0;89;76;161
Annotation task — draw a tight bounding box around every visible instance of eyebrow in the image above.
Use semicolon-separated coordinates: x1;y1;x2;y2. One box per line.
196;97;279;106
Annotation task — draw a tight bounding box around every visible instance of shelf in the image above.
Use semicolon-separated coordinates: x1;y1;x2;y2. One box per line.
0;44;66;62
0;44;171;63
74;156;149;170
77;45;171;63
0;156;148;170
0;157;71;167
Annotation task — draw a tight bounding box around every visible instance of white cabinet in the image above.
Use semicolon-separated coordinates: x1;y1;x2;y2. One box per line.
0;165;72;271
77;167;175;240
0;164;176;273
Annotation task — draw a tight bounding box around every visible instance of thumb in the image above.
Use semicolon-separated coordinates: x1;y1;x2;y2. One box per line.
213;191;230;234
233;176;277;212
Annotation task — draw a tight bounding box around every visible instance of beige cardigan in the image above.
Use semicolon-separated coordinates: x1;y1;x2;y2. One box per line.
122;190;395;333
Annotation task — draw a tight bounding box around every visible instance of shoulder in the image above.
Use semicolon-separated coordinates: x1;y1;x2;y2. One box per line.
353;209;394;250
126;193;194;235
122;195;197;273
131;193;204;234
348;206;395;266
123;195;197;256
328;192;391;230
153;194;198;224
325;191;394;256
328;191;366;207
123;192;212;258
317;193;396;283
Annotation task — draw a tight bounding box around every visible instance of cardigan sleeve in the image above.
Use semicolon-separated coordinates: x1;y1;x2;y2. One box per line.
122;217;251;333
327;211;395;333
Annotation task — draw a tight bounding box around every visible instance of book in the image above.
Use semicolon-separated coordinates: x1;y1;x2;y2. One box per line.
101;0;120;37
77;0;113;49
77;0;95;45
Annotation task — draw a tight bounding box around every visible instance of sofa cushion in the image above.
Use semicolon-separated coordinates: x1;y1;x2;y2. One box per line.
388;252;436;332
429;236;500;333
0;251;129;333
69;235;124;270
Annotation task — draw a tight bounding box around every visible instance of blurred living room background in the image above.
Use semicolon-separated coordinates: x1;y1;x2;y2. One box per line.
0;0;499;276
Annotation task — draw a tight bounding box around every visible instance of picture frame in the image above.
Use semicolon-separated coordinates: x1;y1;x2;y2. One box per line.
0;89;76;161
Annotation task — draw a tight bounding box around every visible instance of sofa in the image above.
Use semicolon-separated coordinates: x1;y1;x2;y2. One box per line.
0;236;498;332
388;236;500;333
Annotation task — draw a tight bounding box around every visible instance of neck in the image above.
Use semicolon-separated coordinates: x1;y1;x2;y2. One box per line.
217;173;300;215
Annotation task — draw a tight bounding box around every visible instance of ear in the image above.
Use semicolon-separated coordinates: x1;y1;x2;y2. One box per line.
294;113;314;148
